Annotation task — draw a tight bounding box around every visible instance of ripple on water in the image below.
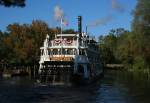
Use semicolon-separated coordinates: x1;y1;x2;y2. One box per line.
0;70;150;103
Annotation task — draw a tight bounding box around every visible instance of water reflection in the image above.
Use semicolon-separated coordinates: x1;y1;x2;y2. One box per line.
0;70;150;103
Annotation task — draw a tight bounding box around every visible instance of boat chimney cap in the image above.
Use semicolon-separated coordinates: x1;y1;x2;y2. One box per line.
78;16;82;37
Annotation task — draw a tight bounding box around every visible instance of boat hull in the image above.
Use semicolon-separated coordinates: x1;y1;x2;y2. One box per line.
38;61;104;86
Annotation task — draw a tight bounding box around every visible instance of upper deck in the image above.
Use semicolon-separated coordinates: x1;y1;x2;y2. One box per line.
49;34;79;48
40;33;86;49
40;33;99;54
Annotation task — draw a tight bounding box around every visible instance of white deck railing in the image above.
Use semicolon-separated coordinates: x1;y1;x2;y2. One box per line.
49;40;78;47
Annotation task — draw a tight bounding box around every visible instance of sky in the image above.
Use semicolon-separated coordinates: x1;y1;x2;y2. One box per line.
0;0;137;37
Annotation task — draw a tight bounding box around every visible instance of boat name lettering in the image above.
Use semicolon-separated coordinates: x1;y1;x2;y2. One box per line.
49;57;73;61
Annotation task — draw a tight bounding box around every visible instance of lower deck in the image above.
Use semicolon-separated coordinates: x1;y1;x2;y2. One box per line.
38;60;103;85
39;61;74;85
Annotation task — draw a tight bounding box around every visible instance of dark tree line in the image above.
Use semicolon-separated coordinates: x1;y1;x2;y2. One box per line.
0;20;76;64
0;0;25;7
99;0;150;70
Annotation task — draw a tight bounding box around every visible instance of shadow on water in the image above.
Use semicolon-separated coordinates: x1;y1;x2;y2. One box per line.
0;70;150;103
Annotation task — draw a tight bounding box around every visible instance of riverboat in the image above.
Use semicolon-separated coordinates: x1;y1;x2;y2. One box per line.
38;16;103;85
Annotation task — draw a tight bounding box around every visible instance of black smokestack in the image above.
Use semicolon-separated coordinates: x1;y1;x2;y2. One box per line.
78;16;82;37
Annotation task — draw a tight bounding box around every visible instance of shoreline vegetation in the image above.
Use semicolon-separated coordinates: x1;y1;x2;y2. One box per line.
99;0;150;71
0;0;150;73
0;63;39;78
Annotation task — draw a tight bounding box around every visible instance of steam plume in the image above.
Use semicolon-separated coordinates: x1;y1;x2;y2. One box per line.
54;5;64;21
111;0;125;13
87;15;112;27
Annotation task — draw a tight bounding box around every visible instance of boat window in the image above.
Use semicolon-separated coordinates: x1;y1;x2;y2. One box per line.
66;49;73;55
48;50;51;55
79;50;82;55
82;50;85;55
70;49;74;55
62;49;66;55
41;50;44;55
66;49;69;55
74;49;77;55
58;50;61;55
79;49;85;55
53;49;58;55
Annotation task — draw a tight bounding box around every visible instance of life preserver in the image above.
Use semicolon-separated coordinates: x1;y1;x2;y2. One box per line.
66;39;72;44
54;39;61;44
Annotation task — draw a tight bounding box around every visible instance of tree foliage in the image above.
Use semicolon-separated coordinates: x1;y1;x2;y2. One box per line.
132;0;150;68
0;20;51;63
99;0;150;69
0;0;25;7
99;28;129;64
0;20;76;64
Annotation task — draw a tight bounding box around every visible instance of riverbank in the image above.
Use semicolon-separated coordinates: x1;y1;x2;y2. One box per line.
105;64;150;73
0;63;39;78
105;64;124;69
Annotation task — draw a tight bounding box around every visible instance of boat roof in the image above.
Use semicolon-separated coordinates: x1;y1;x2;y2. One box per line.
56;34;77;37
56;33;97;41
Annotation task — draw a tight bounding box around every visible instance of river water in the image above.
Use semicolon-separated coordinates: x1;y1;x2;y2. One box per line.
0;70;150;103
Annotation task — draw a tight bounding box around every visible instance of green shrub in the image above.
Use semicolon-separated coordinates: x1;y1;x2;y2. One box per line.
132;56;146;70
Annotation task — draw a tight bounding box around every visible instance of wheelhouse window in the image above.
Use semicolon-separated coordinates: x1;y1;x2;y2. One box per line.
79;49;85;55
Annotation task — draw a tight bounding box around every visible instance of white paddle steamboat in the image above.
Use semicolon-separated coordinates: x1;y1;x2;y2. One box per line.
38;16;103;85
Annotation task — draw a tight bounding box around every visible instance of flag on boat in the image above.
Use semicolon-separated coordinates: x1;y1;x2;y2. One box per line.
61;19;68;26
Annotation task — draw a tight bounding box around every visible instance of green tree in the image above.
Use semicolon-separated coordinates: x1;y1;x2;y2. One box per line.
132;0;150;69
98;32;117;64
99;28;133;66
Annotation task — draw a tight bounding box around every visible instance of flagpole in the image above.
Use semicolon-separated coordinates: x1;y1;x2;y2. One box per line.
60;18;63;55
